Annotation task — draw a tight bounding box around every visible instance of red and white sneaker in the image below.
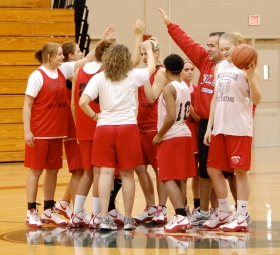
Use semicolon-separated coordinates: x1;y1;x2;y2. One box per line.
26;209;42;228
133;205;156;223
151;205;167;223
203;211;233;229
40;207;68;226
68;211;90;228
55;200;72;219
219;214;248;232
164;215;192;233
108;208;124;225
89;212;101;229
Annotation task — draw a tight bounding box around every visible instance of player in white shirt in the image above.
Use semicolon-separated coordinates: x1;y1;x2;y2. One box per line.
203;32;261;232
79;40;156;231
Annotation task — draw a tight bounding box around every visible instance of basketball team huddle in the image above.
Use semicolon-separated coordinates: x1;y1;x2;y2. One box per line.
23;8;261;233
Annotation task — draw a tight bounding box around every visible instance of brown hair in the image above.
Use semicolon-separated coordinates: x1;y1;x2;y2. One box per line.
95;40;113;62
34;42;61;64
102;44;132;82
61;41;78;62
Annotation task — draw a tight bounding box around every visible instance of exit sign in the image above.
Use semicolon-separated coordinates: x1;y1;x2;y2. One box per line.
249;15;260;25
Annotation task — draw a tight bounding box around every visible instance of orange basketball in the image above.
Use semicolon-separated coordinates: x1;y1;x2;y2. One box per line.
232;44;258;70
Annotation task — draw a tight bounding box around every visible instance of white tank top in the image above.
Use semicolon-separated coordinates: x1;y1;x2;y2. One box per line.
158;81;191;140
212;60;253;136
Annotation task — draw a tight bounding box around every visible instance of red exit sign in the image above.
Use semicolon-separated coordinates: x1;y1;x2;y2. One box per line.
249;15;260;25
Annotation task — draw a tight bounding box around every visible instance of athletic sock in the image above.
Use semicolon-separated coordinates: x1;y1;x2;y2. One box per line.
44;200;55;210
175;208;187;216
236;200;248;216
194;198;200;208
74;195;86;214
92;197;100;215
218;197;230;212
108;177;122;211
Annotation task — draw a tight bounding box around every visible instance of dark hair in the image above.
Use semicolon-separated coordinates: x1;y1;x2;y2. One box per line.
95;40;113;62
61;41;77;62
34;42;61;64
209;32;225;38
163;54;184;74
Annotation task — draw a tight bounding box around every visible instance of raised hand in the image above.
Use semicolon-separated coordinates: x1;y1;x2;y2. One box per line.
102;26;115;41
133;19;146;37
140;40;152;51
159;8;171;25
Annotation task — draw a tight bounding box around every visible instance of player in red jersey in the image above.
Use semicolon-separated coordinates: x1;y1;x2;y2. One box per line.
23;28;113;228
180;59;201;216
134;37;168;224
55;41;84;220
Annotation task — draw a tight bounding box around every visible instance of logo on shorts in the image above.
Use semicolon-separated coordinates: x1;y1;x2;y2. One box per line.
231;156;241;164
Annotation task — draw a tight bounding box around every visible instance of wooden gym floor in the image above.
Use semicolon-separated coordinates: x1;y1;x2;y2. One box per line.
0;146;279;255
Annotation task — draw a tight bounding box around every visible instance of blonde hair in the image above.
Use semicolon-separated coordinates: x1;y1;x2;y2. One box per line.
145;37;160;52
34;42;61;64
102;44;132;82
183;58;195;68
219;32;244;46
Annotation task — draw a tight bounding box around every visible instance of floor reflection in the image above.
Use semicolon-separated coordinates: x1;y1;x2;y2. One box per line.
1;220;279;254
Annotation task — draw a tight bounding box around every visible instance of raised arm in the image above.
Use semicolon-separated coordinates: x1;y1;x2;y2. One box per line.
144;67;168;103
74;26;115;70
141;40;156;76
131;19;145;68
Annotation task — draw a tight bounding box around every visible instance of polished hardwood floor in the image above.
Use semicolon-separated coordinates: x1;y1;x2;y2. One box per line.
0;147;280;255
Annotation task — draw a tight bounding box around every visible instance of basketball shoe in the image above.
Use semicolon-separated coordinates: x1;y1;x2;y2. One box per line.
55;200;72;219
219;214;248;232
164;215;192;233
89;212;101;229
133;205;156;223
26;209;42;228
190;209;210;226
108;208;124;225
124;217;137;230
40;207;68;226
210;207;219;220
26;229;42;245
68;210;90;228
151;205;167;223
185;206;192;218
203;211;233;229
99;217;117;231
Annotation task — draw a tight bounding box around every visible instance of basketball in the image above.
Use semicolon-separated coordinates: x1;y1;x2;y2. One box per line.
232;44;258;70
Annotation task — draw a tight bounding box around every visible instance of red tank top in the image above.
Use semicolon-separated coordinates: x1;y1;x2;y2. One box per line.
31;68;68;137
137;65;163;131
75;66;101;140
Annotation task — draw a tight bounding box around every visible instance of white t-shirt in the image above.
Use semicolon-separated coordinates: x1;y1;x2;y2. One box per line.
25;62;75;97
83;68;149;126
83;61;102;74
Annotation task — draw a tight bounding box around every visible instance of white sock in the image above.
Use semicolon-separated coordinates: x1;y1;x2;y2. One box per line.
74;195;86;214
92;197;100;215
218;197;230;212
236;200;248;216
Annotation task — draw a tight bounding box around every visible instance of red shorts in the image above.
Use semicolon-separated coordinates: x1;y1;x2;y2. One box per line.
78;139;94;171
157;136;196;181
207;134;252;173
92;125;142;170
64;139;84;172
139;131;158;169
24;138;63;170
